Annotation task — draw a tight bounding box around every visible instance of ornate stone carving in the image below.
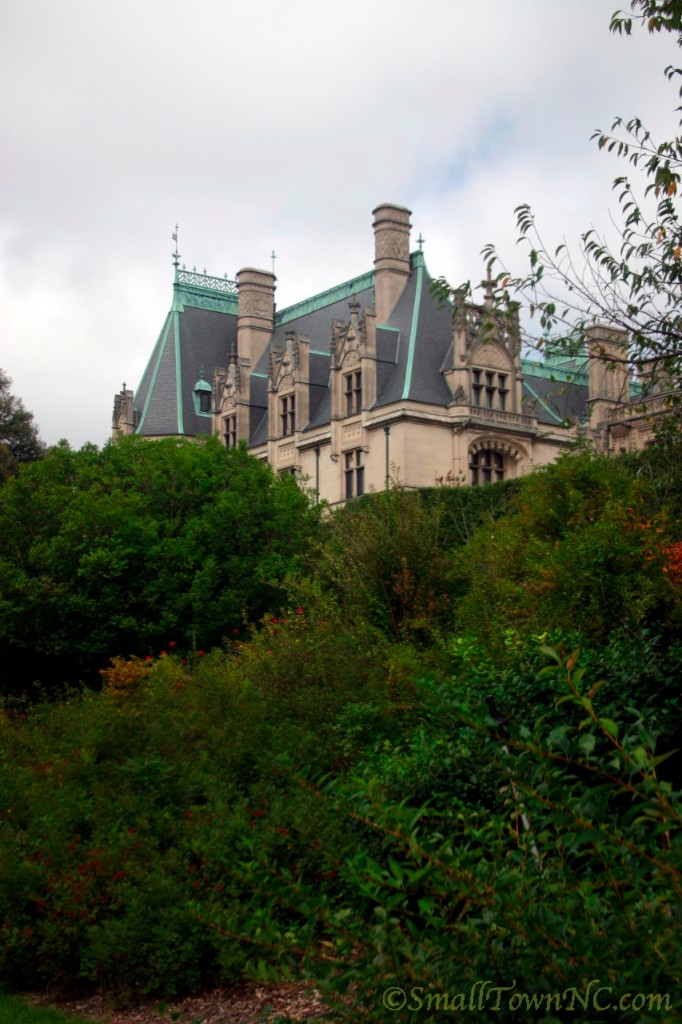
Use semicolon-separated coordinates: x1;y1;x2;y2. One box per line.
342;423;362;443
279;442;296;460
471;342;512;371
375;230;408;261
469;438;523;462
240;292;272;318
452;384;467;403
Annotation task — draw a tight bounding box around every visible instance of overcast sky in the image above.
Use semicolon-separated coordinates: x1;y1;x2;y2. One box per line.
1;0;679;449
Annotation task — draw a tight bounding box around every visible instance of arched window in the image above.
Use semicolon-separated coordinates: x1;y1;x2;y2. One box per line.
470;447;504;485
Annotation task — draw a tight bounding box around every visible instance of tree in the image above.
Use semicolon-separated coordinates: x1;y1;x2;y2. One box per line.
0;435;318;696
0;369;45;481
433;1;682;394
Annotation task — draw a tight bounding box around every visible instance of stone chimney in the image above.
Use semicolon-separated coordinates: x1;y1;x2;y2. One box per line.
372;204;412;322
586;325;631;427
237;268;276;368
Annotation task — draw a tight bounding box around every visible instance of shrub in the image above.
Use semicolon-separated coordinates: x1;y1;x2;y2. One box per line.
226;651;682;1023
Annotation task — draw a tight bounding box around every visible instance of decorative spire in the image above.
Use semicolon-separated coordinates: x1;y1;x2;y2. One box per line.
271;250;277;275
416;232;425;251
481;266;494;310
172;225;180;270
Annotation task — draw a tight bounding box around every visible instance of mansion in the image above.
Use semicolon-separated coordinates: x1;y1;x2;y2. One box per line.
113;203;671;503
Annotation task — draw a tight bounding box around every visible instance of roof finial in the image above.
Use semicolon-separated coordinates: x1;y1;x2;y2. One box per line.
416;232;425;251
481;265;494;309
271;250;277;275
172;225;180;269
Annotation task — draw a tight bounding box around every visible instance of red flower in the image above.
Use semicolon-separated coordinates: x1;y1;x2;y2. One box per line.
297;607;304;615
168;641;176;647
198;650;205;656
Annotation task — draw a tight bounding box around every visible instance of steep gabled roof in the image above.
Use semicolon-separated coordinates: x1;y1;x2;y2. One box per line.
135;271;237;437
374;251;453;408
133;256;593;439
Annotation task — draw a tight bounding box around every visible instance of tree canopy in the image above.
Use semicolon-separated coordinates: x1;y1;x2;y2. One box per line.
0;435;318;695
0;369;45;482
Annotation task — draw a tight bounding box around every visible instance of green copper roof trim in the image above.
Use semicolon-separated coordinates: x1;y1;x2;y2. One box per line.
174;309;184;434
523;379;567;425
521;357;589;387
177;268;237;293
522;354;642;399
277;270;375;324
135;314;173;434
172;281;237;315
402;260;424;400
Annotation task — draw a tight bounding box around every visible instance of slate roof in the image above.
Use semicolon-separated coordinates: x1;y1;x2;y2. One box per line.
134;256;588;439
135;284;237;437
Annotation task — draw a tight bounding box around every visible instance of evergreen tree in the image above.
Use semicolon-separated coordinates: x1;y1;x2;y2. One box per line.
0;369;45;481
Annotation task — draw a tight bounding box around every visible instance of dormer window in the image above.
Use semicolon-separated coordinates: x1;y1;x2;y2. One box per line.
225;414;237;448
280;394;296;437
472;369;508;411
344;370;362;416
193;373;213;417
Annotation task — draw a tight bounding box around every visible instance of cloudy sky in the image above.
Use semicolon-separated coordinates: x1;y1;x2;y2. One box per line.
1;0;679;449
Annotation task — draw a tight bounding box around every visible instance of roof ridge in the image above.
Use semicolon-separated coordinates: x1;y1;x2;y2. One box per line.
276;269;375;324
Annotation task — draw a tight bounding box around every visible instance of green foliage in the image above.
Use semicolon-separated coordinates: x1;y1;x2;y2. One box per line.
626;413;682;515
0;594;401;1001
229;653;682;1022
0;369;45;483
0;995;99;1024
455;450;682;647
311;487;456;643
470;0;682;387
0;435;317;695
3;371;682;1010
305;481;519;656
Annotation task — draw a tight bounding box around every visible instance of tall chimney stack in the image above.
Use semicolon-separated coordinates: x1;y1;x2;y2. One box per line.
236;268;276;368
372;204;412;322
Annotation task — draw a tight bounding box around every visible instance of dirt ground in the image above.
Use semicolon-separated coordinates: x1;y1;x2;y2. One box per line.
27;982;329;1023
